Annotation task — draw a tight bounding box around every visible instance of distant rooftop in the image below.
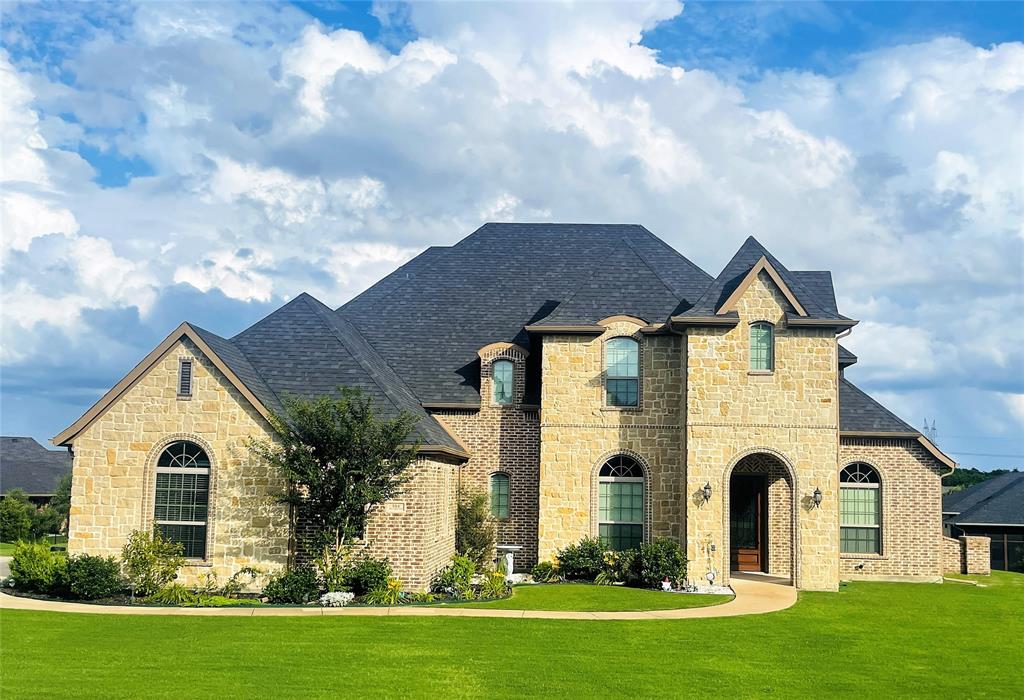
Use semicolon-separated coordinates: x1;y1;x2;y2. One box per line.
1;437;72;496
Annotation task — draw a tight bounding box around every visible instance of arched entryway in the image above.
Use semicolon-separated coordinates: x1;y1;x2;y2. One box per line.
724;451;796;583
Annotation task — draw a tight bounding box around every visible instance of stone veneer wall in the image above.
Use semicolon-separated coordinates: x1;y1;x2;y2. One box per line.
838;437;944;580
538;319;685;561
67;338;291;587
685;271;840;591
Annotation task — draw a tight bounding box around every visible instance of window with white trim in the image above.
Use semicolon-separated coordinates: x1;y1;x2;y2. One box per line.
490;472;510;519
492;360;514;405
605;337;639;407
749;322;774;371
840;463;881;555
178;359;193;396
154;440;210;559
598;455;644;550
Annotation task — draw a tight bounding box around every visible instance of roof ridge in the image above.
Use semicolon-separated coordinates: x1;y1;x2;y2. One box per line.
632;225;713;283
621;235;689;304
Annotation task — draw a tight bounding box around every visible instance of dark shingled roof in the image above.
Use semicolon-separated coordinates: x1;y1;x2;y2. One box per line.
838;344;857;367
1;437;71;495
943;472;1024;526
338;223;711;404
678;236;850;321
839;379;918;434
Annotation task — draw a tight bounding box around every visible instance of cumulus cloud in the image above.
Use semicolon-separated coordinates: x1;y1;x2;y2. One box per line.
0;2;1021;465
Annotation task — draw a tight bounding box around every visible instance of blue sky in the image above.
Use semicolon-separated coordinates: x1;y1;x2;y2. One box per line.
1;1;1022;469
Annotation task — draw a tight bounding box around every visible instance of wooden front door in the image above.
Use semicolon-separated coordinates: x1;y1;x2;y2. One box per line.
730;474;766;572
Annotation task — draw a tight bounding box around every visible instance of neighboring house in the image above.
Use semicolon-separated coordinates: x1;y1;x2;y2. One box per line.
1;436;72;506
54;224;957;591
943;472;1024;572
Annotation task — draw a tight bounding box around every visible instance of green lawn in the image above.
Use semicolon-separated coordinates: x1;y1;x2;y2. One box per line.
2;573;1021;698
1;536;67;556
441;583;732;611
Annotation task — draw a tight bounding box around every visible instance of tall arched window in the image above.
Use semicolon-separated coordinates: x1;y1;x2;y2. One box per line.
840;463;881;555
605;337;639;407
154;440;210;559
492;360;514;405
749;322;774;371
598;455;645;550
490;472;510;519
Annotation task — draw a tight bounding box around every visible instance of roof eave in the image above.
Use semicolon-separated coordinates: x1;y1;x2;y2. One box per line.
787;318;859;330
524;324;605;335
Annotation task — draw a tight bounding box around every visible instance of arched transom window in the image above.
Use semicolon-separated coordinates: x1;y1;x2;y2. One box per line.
598;455;645;550
492;360;514;405
605;337;639;407
840;463;881;555
749;322;774;371
154;440;210;559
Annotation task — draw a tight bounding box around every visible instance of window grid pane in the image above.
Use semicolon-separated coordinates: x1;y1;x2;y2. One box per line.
599;524;643;551
492;361;514;405
840;487;879;526
606;339;638;378
157;523;207;559
750;324;773;371
490;474;510;518
606;379;639;407
840;527;880;554
154;472;209;523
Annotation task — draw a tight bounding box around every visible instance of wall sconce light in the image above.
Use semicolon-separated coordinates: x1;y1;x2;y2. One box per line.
812;487;823;508
702;482;712;503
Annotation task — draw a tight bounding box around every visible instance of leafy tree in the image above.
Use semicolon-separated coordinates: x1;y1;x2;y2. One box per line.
0;489;33;542
456;491;496;567
49;472;72;534
121;529;185;599
248;387;420;551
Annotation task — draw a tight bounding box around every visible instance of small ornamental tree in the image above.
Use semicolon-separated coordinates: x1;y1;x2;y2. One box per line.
49;473;73;534
248;387;420;552
0;489;33;542
456;491;496;567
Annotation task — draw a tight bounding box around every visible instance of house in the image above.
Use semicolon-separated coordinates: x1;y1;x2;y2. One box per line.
54;223;961;591
943;472;1024;572
1;436;72;506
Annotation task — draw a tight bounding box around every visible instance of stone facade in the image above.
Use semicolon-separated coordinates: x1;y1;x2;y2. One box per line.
838;437;945;581
538;318;686;560
685;271;840;591
67;338;290;586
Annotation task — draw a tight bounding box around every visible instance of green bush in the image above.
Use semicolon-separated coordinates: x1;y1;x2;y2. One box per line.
456;491;495;567
147;583;197;606
478;571;510;599
121;529;185;598
530;561;559;583
364;578;402;605
262;566;320;604
556;537;605;580
431;555;476;597
9;542;66;593
0;490;33;542
66;555;124;600
343;555;392;596
623;538;687;589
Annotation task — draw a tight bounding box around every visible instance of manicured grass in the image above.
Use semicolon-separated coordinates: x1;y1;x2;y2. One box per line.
441;583;732;611
0;536;67;556
945;570;1024;588
2;573;1021;698
0;542;14;556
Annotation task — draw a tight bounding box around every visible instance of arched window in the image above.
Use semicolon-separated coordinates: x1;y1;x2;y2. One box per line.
492;360;514;405
490;473;510;519
749;322;774;371
840;463;881;555
605;337;639;407
598;455;645;550
154;440;210;559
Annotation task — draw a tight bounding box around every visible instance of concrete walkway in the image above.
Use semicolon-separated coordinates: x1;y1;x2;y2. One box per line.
0;576;796;620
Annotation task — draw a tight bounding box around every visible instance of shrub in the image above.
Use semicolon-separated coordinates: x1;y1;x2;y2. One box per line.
530;561;559;583
431;555;476;597
121;529;185;598
66;555;124;600
364;578;402;606
407;591;436;604
262;566;320;604
343;555;392;596
624;538;687;589
556;537;605;580
147;583;197;606
221;567;262;598
9;542;66;593
478;571;510;599
456;491;495;567
0;490;33;542
191;595;261;608
319;591;355;607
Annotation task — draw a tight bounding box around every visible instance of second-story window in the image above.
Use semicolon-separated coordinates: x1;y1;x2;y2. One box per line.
492;359;514;405
749;323;774;372
605;337;639;407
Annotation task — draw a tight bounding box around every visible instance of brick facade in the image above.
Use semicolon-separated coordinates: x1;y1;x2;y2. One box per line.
961;536;992;575
838;437;944;581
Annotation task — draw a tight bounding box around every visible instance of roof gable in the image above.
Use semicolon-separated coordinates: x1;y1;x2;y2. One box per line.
716;255;808;317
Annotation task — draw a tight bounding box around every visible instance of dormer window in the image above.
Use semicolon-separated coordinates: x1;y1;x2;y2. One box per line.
492;359;514;405
605;337;639;407
749;322;774;372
